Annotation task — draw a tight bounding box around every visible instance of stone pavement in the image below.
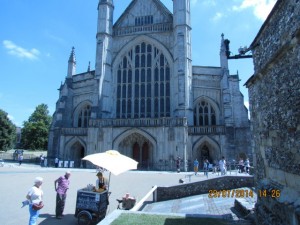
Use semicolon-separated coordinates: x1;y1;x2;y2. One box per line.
0;162;254;225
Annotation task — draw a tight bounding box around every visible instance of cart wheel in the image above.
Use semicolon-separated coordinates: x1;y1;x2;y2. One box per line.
77;210;92;225
96;210;107;223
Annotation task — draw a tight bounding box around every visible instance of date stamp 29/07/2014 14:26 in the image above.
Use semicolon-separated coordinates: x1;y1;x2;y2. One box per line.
208;189;281;198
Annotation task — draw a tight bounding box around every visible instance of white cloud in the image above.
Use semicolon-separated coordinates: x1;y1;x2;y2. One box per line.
7;114;22;126
232;0;276;21
44;30;66;45
7;114;14;121
3;40;40;60
211;12;224;22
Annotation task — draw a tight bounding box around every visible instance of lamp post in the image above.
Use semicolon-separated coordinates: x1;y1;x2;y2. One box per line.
183;117;188;172
224;38;253;59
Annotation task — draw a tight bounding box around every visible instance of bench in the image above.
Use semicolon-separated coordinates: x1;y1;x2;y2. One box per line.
184;174;193;182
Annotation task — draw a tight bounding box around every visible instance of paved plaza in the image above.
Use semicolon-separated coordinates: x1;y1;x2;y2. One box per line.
0;162;254;225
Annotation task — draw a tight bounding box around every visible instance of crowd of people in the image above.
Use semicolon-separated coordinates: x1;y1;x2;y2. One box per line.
190;156;251;177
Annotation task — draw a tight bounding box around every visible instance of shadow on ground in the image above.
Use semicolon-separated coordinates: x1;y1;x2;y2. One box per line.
39;213;77;225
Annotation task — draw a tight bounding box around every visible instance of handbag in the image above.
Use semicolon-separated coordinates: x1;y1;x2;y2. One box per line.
32;201;44;210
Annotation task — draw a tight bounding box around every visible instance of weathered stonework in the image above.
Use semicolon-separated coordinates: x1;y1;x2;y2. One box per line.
245;0;300;224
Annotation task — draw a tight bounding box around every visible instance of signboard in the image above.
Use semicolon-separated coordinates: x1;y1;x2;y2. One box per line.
75;190;108;212
76;191;101;211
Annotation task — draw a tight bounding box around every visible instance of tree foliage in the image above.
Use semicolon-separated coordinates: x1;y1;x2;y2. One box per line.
0;109;16;151
21;104;52;150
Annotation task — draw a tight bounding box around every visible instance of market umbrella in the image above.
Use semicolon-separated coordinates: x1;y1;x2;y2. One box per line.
82;150;138;191
82;150;138;175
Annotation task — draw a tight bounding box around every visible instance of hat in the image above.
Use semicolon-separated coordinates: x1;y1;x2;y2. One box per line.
96;172;103;177
34;177;43;183
66;171;71;174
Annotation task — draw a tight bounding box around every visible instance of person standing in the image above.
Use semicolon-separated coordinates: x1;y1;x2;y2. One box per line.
54;171;71;219
18;154;23;166
43;157;47;167
193;159;199;175
26;177;44;225
219;156;226;175
203;159;209;177
40;155;44;167
212;160;218;174
238;158;244;173
176;157;181;173
55;157;59;168
94;172;108;192
244;158;250;174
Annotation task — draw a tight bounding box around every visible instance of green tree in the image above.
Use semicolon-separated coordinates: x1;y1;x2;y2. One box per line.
0;109;16;151
21;104;52;150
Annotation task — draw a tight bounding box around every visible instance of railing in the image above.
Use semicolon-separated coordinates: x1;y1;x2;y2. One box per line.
89;117;187;127
60;123;224;135
113;23;173;36
131;185;158;211
61;128;88;136
188;126;225;135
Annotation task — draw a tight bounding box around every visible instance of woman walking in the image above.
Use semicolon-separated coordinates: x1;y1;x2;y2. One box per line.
26;177;44;225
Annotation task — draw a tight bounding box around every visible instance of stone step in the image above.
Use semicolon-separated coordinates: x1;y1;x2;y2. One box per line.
234;197;256;224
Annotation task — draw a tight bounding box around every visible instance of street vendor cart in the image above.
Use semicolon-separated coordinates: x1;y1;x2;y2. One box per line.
79;150;138;224
75;188;108;225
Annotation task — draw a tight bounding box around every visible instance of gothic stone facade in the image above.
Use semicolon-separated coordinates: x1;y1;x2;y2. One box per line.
245;0;300;224
48;0;251;170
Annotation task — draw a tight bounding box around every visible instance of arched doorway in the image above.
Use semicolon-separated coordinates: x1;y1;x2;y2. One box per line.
70;141;85;168
131;141;150;169
142;142;149;165
118;132;153;169
201;145;210;164
133;142;140;162
194;138;220;168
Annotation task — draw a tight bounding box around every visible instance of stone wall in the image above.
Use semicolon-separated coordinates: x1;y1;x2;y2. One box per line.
255;179;300;225
222;127;252;162
246;0;300;224
156;175;254;202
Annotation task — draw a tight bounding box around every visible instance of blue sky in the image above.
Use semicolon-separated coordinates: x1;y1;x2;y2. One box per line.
0;0;276;127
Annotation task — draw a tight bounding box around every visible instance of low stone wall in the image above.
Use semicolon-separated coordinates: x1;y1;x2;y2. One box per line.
156;176;254;202
0;152;41;164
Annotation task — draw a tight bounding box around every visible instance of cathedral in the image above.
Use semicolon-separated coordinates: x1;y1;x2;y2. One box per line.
48;0;251;170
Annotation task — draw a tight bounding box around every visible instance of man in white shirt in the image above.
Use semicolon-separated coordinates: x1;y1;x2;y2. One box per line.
219;156;226;175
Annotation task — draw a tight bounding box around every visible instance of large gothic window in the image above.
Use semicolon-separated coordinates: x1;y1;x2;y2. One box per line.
77;105;91;128
116;42;170;118
194;101;216;126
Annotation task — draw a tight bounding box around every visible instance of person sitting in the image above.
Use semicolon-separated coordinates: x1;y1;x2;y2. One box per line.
93;172;108;192
122;193;136;210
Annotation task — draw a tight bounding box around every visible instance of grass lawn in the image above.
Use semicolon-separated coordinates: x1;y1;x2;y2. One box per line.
110;213;233;225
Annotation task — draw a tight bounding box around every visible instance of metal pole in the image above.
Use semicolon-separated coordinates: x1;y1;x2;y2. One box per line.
184;119;187;172
108;172;111;193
